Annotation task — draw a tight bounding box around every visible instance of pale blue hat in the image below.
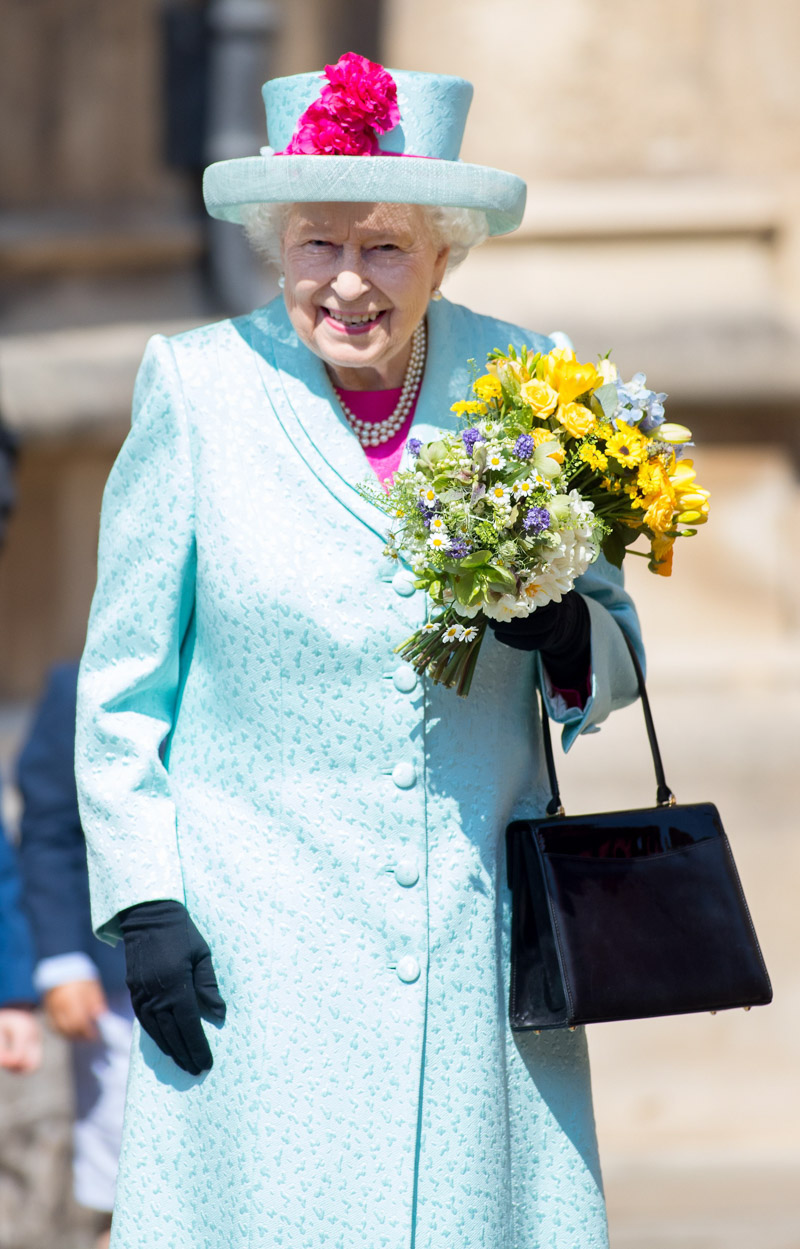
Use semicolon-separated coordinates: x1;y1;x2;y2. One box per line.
202;66;527;237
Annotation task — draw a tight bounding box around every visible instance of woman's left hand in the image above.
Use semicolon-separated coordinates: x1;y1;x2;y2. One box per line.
488;592;591;692
487;591;589;652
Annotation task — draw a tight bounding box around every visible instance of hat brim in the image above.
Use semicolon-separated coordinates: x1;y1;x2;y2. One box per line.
202;155;526;237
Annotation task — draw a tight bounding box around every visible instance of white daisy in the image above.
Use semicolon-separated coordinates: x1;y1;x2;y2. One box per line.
427;532;451;552
514;478;534;498
459;626;479;642
485;446;507;471
442;624;462;643
429;515;447;533
488;483;509;505
422;621;441;633
418;485;437;507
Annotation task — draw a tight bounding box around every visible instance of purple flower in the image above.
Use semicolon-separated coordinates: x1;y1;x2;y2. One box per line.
513;434;535;460
524;506;551;534
461;427;485;456
407;437;422;457
417;501;435;528
448;540;473;559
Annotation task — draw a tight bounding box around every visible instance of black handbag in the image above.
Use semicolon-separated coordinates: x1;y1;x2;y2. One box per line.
506;633;772;1031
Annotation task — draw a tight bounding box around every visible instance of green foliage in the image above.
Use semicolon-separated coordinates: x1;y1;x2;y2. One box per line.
592;382;619;421
485;564;516;593
601;525;640;568
458;548;492;569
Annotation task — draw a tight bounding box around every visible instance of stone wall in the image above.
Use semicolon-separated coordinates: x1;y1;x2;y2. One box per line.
1;0;185;211
1;0;799;699
385;0;800;182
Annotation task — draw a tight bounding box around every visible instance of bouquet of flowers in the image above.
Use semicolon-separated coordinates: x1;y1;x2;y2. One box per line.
364;344;709;697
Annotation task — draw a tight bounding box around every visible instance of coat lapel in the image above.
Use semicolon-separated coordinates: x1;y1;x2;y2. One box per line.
242;300;393;544
239;296;475;543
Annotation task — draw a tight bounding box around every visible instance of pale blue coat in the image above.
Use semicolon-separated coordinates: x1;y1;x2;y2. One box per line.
76;295;643;1249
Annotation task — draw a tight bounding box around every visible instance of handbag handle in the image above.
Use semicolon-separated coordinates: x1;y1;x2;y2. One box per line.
540;629;675;816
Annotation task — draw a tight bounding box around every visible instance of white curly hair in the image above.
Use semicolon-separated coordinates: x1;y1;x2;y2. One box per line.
241;202;489;276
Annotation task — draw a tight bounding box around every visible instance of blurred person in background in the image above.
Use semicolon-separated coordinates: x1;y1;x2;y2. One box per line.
75;55;642;1249
18;662;132;1249
0;414;41;1077
0;833;41;1074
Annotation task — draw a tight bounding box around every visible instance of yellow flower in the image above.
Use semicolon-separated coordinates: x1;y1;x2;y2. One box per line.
490;357;533;387
675;489;710;525
676;489;710;510
540;348;600;404
672;462;710;524
649;533;675;577
595;358;619;385
531;426;556;447
520;379;559;417
643;491;676;533
579;443;608;471
473;374;503;402
595;421;614;442
670;458;696;490
450;399;487;416
556;401;595;439
637;461;662;494
658;422;693;445
606;422;648;468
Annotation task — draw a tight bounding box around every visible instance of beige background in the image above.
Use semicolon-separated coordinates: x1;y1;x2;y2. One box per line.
0;3;798;1245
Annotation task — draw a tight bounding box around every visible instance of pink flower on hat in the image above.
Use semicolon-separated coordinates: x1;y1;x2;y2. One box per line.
279;51;400;156
283;101;378;156
320;52;401;136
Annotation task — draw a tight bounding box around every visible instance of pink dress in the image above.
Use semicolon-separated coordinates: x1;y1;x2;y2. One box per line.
333;385;416;486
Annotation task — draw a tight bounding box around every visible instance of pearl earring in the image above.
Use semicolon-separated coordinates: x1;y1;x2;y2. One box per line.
431;288;443;302
278;273;285;289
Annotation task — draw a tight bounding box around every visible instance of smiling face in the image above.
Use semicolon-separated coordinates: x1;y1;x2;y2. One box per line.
280;201;449;390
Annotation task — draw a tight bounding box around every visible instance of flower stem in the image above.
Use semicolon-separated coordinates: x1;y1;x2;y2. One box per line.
393;611;488;697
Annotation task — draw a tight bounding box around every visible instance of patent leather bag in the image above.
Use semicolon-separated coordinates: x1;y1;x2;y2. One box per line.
506;634;772;1031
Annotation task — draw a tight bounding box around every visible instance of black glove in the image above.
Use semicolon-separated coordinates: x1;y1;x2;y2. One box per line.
488;591;591;690
118;899;226;1075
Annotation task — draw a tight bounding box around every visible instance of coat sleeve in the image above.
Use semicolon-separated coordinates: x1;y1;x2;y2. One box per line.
0;824;37;1007
75;335;196;944
537;552;644;752
17;663;92;960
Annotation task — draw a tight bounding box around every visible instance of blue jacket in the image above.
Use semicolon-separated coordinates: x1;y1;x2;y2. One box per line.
0;817;36;1007
17;663;126;996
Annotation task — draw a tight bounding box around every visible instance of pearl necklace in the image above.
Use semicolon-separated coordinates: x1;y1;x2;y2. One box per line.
334;320;426;448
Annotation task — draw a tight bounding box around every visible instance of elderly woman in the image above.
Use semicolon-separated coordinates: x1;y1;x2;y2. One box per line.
77;56;642;1249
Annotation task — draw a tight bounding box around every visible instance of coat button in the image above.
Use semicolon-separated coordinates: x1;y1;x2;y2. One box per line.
394;857;420;887
391;570;416;597
392;664;418;693
396;955;421;984
391;761;416;789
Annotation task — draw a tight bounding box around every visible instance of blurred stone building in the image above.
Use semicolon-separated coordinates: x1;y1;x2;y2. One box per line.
1;8;799;1247
1;0;799;699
